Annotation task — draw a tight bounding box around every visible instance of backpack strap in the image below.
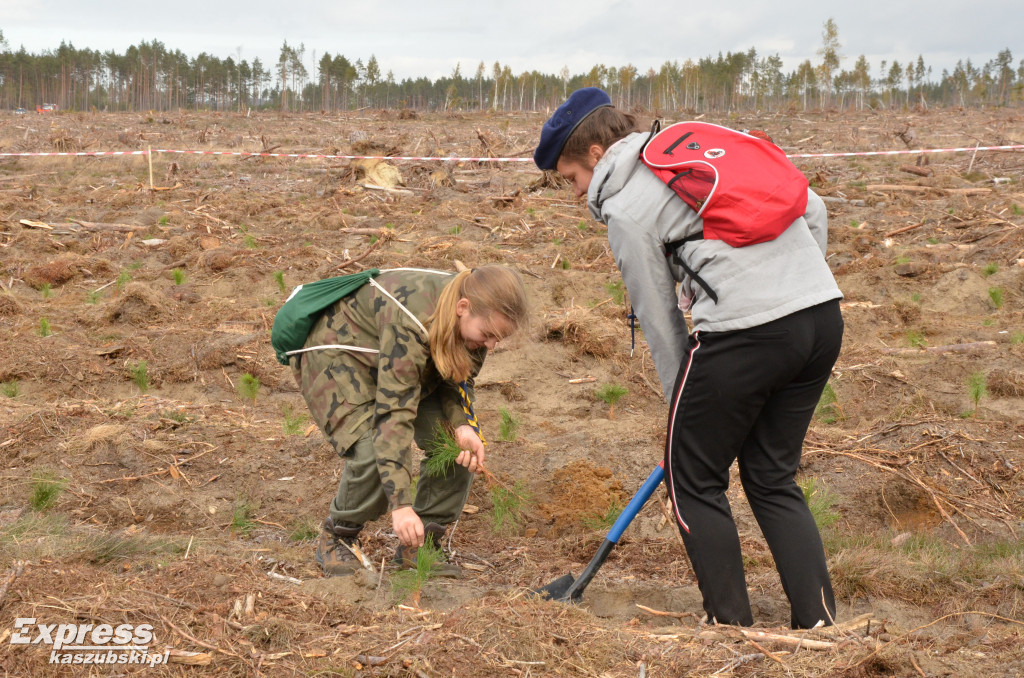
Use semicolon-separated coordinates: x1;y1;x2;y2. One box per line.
640;119;662;153
368;278;429;337
664;236;719;305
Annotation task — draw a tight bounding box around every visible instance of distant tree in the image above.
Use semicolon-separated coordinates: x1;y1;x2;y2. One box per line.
993;48;1015;104
491;61;501;110
795;59;817;110
816;18;842;108
850;54;871;109
476;61;485;109
277;41;291;110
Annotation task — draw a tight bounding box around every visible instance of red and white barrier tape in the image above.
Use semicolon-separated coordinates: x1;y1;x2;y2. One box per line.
152;150;534;162
788;144;1024;159
1;145;1022;161
0;150;148;157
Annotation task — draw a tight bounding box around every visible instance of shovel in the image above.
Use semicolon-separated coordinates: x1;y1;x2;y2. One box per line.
535;462;665;602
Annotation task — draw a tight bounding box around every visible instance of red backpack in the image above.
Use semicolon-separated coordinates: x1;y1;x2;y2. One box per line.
640;121;809;302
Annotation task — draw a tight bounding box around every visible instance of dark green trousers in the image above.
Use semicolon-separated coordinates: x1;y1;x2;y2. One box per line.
329;395;473;529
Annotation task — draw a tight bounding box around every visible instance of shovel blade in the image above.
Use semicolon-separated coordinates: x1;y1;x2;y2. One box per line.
533;573;577;601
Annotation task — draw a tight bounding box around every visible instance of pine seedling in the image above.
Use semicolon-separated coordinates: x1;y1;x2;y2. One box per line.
988;287;1004;309
282;404;307;435
85;290;101;304
1;379;18;398
583;499;623;530
815;382;842;424
497;407;519;442
424;422;460;478
238;373;261;403
29;471;66;511
273;271;285;293
968;372;987;417
982;263;998;277
490;481;530;535
906;329;927;348
604;279;626;305
289;518;320;542
39;282;52;298
595;383;628;419
128;360;149;392
38;318;52;337
231;496;257;535
800;477;840;529
172;268;187;285
115;271;132;291
391;536;442;604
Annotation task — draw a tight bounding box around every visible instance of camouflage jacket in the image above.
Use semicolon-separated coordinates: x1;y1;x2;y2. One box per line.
292;268;485;511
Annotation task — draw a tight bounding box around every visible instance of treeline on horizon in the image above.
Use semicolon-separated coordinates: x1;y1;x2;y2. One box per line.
0;21;1021;115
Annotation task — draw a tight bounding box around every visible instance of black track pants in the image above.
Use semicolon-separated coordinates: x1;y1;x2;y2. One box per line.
665;300;843;628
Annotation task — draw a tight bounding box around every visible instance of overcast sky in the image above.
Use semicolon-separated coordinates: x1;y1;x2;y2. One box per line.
1;1;1020;83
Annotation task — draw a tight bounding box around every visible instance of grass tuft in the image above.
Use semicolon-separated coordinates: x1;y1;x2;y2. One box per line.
800;477;840;529
1;379;19;398
30;471;67;511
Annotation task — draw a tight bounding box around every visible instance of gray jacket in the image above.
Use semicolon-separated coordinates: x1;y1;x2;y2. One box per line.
588;131;843;401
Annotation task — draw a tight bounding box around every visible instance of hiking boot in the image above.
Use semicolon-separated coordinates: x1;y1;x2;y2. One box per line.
315;518;363;577
393;522;461;578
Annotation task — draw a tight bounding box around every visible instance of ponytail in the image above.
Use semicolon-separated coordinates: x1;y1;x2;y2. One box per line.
429;265;528;382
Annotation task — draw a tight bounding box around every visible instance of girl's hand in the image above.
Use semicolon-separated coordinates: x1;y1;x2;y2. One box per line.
453;424;485;473
392;506;424;547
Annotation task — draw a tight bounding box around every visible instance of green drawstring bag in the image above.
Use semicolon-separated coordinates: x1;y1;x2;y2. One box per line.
271;269;379;365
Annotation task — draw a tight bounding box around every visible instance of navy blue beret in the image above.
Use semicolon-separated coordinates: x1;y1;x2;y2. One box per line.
533;87;613;170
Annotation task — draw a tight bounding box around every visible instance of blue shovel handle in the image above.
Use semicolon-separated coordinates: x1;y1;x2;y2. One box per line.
550;461;666;602
607;462;665;543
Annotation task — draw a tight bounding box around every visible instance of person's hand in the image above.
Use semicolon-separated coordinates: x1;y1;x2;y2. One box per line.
392;506;424;547
453;424;485;473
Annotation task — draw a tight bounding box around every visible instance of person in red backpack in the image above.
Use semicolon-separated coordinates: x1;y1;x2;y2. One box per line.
534;87;844;629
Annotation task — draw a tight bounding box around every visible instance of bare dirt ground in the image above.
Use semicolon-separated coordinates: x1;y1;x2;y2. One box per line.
0;106;1022;676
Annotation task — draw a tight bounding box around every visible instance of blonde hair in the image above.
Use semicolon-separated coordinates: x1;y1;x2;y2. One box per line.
429;265;528;382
